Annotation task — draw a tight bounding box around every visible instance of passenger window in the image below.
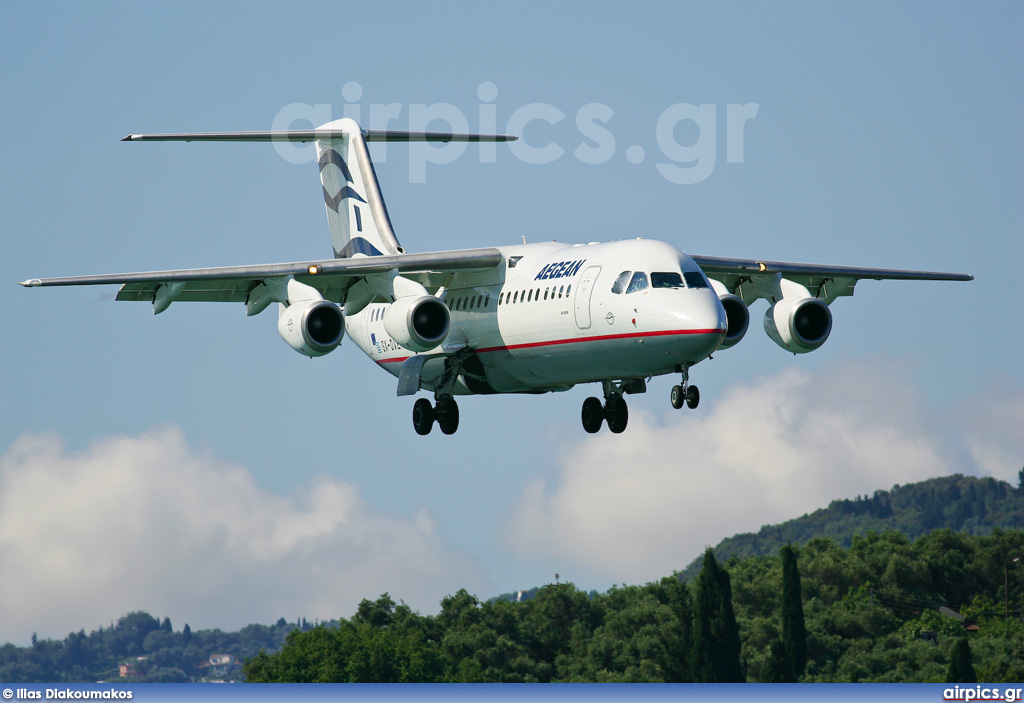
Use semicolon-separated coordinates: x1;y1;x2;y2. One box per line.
528;290;533;302
651;272;685;289
611;270;631;294
544;289;549;300
513;291;519;303
566;285;571;296
683;272;710;289
626;272;649;294
559;285;564;298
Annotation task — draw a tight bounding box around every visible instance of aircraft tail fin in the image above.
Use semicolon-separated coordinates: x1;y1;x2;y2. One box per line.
314;118;403;258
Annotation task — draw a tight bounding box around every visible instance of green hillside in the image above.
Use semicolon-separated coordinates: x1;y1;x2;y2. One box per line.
679;474;1024;581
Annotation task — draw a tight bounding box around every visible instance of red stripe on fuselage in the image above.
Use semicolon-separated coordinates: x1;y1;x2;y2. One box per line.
374;327;726;365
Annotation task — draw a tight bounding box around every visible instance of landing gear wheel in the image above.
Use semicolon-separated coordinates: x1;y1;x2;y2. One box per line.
670;385;684;409
412;398;434;435
686;385;700;409
436;398;460;435
581;397;604;433
606;396;628;434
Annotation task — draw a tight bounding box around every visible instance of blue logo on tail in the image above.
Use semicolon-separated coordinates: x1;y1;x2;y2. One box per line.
319;149;366;213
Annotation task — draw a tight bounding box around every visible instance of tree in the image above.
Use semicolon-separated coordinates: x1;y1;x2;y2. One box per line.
692;550;743;682
780;544;807;680
763;638;789;683
946;638;976;683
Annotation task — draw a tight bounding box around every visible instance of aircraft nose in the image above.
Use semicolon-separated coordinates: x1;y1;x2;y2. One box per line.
662;290;727;346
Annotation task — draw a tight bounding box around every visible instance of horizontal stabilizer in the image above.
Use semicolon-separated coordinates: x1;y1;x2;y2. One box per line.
122;130;517;143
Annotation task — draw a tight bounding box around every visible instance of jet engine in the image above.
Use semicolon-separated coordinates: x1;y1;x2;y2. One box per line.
278;299;345;357
763;297;832;353
384;295;450;352
717;293;750;350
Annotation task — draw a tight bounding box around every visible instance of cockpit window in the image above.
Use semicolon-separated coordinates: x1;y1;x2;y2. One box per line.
626;272;649;294
683;271;710;289
611;270;631;294
651;272;685;289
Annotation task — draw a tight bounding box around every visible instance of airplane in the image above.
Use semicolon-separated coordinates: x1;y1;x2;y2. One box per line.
19;118;972;435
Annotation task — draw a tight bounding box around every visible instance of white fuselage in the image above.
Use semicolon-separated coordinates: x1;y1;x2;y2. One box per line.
347;239;727;394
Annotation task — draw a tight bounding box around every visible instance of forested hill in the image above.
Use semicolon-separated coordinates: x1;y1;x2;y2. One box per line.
679;473;1024;581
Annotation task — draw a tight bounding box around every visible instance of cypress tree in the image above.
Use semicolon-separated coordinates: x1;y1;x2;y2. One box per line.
763;638;790;683
780;544;807;680
946;638;977;683
692;549;743;682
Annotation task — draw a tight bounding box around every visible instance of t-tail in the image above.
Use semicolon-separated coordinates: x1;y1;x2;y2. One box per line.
122;119;516;259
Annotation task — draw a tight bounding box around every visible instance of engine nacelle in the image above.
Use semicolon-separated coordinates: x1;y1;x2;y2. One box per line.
384;295;450;352
763;297;832;353
278;299;345;357
717;293;750;350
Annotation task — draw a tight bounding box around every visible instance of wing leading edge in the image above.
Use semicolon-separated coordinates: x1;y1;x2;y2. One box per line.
690;255;973;305
19;247;504;311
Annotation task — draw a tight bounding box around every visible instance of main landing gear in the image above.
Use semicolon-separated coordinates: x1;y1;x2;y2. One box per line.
411;354;465;436
413;395;460;435
581;381;631;434
670;365;699;410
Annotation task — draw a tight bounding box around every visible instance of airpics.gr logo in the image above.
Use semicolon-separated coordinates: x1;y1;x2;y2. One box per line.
943;685;1024;702
274;82;759;185
534;260;586;281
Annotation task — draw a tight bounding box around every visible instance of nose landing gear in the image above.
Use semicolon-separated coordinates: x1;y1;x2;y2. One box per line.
670;365;699;410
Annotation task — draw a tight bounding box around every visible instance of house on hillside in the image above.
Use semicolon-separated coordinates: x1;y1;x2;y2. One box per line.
198;653;241;681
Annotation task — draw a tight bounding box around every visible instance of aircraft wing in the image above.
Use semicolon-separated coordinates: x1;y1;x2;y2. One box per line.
18;247;503;311
689;255;973;305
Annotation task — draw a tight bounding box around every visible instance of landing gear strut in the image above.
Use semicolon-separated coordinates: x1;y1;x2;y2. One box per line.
670;365;699;410
581;381;630;434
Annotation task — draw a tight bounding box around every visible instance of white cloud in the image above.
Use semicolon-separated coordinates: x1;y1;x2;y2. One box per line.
960;384;1024;484
0;428;487;645
505;360;1023;585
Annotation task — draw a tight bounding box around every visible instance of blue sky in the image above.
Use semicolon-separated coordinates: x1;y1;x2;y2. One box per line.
1;1;1021;645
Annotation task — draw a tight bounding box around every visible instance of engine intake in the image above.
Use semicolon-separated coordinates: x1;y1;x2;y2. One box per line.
764;297;832;353
717;293;750;350
384;295;450;352
278;299;345;357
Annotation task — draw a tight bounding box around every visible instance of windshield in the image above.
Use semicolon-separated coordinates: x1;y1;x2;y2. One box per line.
611;270;631;294
626;272;649;294
651;272;685;289
683;271;710;289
